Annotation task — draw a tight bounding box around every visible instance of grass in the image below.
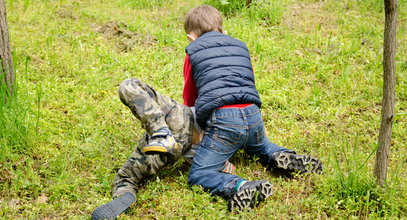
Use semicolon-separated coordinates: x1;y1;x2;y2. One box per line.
1;0;406;218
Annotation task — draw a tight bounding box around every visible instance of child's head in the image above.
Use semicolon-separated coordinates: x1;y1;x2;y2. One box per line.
184;5;224;39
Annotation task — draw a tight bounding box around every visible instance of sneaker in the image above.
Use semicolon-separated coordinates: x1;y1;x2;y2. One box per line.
228;180;273;211
142;129;180;156
91;192;136;220
272;151;322;174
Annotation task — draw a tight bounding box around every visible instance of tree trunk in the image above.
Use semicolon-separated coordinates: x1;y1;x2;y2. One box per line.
0;0;14;94
374;0;398;187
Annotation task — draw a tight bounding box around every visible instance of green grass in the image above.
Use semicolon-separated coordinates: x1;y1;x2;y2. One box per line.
1;0;406;218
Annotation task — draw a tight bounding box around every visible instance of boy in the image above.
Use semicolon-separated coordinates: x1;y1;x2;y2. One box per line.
178;5;321;211
92;5;321;219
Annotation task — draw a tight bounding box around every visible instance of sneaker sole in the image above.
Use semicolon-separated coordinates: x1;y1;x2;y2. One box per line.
228;180;273;211
275;152;322;174
142;143;179;155
142;145;170;154
91;192;136;220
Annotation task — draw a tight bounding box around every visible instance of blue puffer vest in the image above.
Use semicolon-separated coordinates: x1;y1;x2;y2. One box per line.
186;31;262;129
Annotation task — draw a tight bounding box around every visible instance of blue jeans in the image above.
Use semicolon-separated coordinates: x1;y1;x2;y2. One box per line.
188;104;290;198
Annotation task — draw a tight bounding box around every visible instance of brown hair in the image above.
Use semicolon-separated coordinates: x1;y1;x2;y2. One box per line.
184;5;224;37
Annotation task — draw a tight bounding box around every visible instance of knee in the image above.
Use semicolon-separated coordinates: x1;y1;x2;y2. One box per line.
187;172;198;186
187;167;206;186
118;78;140;93
187;167;199;185
118;78;142;103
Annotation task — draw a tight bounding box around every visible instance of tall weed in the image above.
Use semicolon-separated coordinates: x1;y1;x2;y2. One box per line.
314;138;401;217
0;57;38;163
0;80;27;162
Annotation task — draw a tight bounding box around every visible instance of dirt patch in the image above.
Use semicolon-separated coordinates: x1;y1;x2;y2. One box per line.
95;21;157;52
283;2;337;34
0;166;12;184
57;8;78;20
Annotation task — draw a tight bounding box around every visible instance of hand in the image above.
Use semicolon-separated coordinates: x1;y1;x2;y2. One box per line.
192;127;203;145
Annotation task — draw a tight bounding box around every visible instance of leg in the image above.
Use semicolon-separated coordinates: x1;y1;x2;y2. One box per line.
188;109;248;198
244;107;322;174
188;106;273;211
92;134;171;220
92;79;194;219
118;78;170;135
111;134;170;197
188;138;243;198
118;78;194;157
116;77;195;191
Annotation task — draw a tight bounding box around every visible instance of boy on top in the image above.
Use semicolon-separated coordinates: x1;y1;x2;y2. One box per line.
144;5;322;211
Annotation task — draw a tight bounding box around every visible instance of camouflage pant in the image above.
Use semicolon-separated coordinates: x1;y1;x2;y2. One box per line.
112;78;194;197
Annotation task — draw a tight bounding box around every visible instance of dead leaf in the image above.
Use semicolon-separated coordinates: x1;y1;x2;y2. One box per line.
37;193;48;204
8;198;20;208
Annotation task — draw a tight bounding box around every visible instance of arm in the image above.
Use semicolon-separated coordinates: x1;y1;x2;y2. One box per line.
182;54;202;144
182;54;197;107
